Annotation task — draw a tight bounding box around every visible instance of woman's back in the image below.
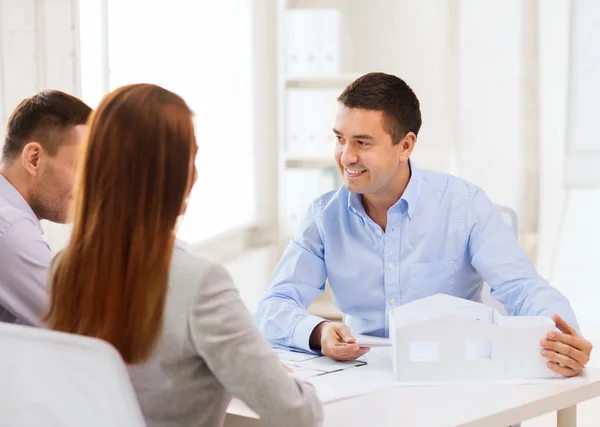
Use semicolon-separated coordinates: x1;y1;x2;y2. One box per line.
128;241;323;427
45;84;323;427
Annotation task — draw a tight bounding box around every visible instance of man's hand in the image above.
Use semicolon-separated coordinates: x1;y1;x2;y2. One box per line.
540;314;593;377
309;321;370;361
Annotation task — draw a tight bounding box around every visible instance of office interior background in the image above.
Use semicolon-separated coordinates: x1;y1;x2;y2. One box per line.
0;0;599;423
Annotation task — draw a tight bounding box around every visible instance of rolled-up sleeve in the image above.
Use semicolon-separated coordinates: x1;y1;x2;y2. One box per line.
256;201;328;352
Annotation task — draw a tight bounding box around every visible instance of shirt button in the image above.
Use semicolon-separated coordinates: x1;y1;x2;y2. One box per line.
389;298;396;305
376;230;383;235
388;263;395;269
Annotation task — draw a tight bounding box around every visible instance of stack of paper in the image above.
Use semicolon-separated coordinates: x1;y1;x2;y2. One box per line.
275;348;365;380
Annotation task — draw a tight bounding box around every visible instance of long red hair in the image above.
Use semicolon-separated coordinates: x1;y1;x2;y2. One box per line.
45;84;195;364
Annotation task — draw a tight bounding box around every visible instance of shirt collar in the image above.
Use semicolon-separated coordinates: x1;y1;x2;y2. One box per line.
0;173;43;233
399;159;422;219
347;191;366;222
347;159;423;220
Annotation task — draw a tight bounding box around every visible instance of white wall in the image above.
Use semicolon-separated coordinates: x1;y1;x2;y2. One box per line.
536;0;570;279
0;0;79;138
537;0;600;332
456;0;539;236
0;0;80;253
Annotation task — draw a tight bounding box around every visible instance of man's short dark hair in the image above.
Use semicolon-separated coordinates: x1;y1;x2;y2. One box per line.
2;90;92;164
337;72;422;144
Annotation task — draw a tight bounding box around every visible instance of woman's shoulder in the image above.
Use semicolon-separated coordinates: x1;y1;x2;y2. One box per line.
170;240;232;290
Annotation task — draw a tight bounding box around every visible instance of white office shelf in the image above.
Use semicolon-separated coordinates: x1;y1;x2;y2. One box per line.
286;0;346;9
285;74;361;89
278;0;349;240
285;155;337;169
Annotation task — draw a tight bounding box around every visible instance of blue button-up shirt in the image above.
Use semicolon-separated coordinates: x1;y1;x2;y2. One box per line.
0;174;50;326
256;163;579;352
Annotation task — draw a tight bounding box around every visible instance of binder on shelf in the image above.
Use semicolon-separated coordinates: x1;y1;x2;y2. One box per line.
318;9;341;75
286;9;341;77
286;88;341;158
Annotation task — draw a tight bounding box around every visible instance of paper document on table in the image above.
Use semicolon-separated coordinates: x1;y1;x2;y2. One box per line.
273;347;366;379
273;348;320;362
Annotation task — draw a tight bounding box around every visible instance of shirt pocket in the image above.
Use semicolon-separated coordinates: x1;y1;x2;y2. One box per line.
407;258;457;301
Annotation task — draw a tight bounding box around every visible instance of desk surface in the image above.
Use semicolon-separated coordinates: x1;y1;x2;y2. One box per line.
322;370;600;427
227;365;600;427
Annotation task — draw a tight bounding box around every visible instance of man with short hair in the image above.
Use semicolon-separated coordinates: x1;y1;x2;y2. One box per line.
257;72;593;378
0;90;92;325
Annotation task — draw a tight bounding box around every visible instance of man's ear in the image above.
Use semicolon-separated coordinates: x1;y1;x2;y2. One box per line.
398;132;417;160
21;142;43;176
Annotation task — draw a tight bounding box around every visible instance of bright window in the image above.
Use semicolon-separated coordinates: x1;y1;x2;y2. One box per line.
80;0;256;243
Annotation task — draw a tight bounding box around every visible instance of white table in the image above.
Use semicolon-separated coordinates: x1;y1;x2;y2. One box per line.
225;366;600;427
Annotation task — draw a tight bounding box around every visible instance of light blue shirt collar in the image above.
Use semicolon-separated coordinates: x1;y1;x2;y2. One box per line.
347;159;422;221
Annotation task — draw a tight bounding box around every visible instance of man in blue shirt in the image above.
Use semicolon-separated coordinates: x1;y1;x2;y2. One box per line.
257;72;592;377
0;91;91;326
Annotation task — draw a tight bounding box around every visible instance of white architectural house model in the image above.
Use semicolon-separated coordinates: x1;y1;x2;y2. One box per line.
388;294;561;382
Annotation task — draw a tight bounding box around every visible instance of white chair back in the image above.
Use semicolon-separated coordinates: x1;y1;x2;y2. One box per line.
496;204;519;237
0;322;146;427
